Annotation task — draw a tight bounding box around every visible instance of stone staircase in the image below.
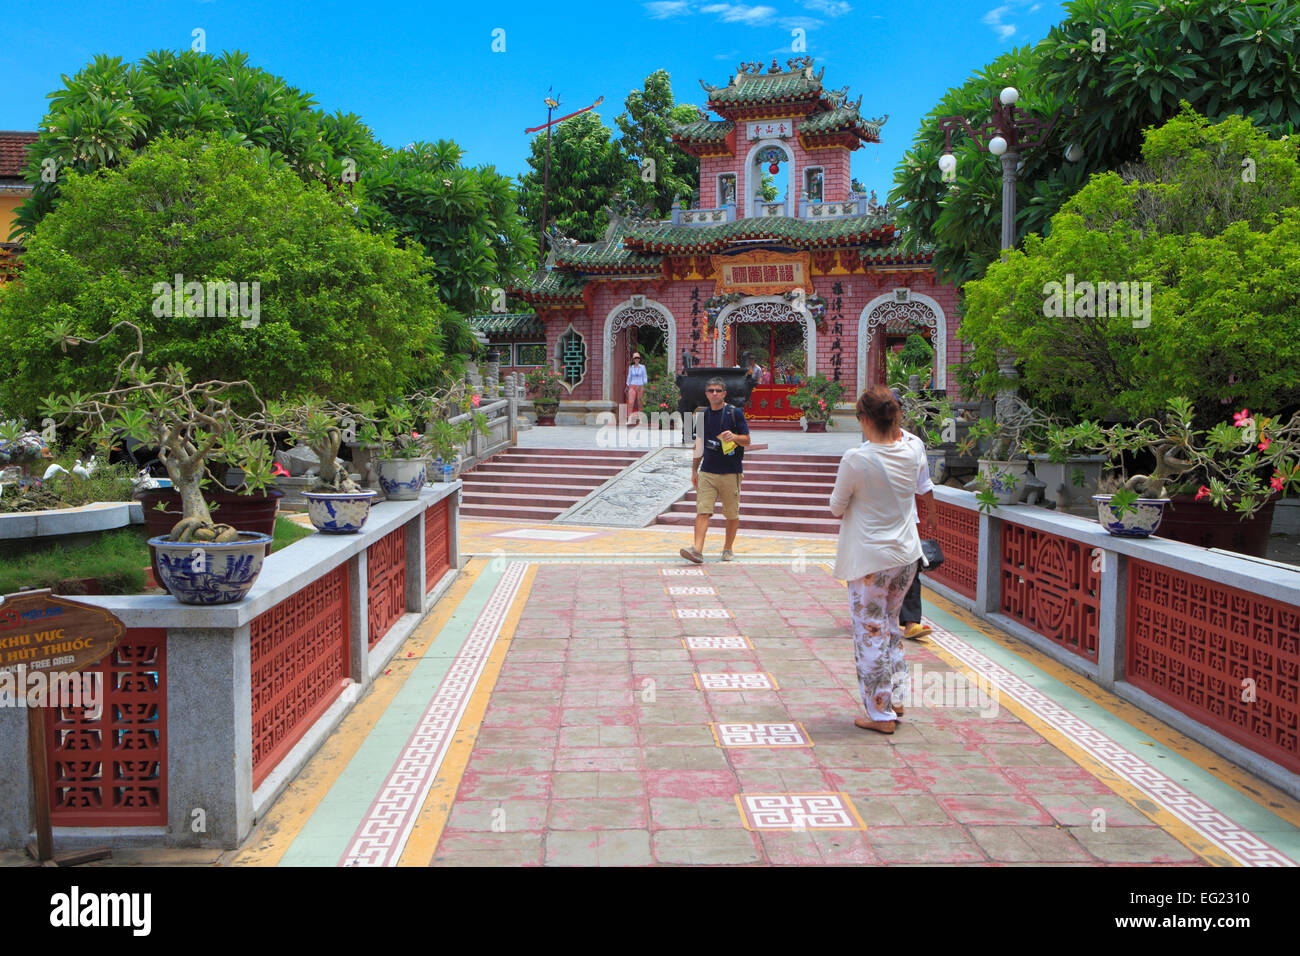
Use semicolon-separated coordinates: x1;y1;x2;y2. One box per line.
458;447;646;522
655;451;842;535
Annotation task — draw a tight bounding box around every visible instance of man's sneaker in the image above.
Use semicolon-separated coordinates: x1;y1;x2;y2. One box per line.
903;622;932;640
680;547;704;564
721;549;734;562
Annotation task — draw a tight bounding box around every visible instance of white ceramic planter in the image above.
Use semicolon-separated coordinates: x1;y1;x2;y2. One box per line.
149;531;272;604
303;489;378;534
1029;454;1108;507
375;458;427;500
978;459;1029;505
1093;494;1170;538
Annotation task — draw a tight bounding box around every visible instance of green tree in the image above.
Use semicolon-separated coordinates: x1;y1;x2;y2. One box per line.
0;134;448;419
891;0;1300;286
518;111;633;244
357;140;537;318
616;70;701;218
13;49;383;239
958;108;1300;426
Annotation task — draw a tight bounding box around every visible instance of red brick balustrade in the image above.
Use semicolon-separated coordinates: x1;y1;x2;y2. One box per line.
250;564;351;787
1000;522;1100;662
44;629;167;826
367;525;407;649
1127;559;1300;775
425;496;451;592
917;495;979;599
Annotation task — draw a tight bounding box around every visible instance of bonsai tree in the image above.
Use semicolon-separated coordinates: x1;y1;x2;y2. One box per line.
267;397;370;493
1058;397;1300;519
791;373;846;424
357;384;487;462
40;321;275;542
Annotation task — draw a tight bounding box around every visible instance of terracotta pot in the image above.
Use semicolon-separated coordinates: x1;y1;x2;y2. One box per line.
535;401;559;426
805;420;827;433
1155;492;1278;557
137;488;282;593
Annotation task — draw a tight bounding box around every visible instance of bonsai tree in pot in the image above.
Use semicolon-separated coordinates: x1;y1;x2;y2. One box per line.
41;321;277;603
1059;398;1300;545
959;395;1054;510
525;366;564;425
267;397;378;533
791;373;845;432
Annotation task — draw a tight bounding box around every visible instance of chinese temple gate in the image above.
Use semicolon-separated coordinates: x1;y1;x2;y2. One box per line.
472;57;961;423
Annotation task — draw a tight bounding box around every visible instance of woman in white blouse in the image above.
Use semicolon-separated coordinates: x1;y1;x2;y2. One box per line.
828;386;926;734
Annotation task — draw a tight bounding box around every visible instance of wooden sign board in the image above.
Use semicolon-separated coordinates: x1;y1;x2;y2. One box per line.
712;250;813;297
0;589;124;681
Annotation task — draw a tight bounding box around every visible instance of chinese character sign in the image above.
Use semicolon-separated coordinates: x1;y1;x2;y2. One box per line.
712;251;812;296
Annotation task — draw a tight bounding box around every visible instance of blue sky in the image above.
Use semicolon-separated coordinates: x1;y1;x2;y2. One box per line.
2;0;1067;200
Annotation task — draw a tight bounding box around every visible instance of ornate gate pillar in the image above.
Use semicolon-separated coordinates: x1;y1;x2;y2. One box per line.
602;301;676;402
857;292;948;395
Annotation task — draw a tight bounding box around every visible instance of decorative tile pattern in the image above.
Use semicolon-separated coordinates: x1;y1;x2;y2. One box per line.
737;793;865;830
493;528;597;541
339;561;527;867
684;636;753;650
667;586;717;595
661;568;706;576
712;722;811;748
926;622;1297;867
696;672;778;691
675;608;732;619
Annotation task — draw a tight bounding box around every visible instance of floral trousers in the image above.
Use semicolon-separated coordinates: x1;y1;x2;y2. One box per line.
848;562;918;721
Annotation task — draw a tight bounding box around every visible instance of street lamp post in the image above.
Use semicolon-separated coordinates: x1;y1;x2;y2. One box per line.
935;88;1067;425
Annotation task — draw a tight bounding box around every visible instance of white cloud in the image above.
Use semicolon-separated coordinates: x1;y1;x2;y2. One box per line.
644;1;692;17
800;0;852;14
701;3;780;25
983;4;1016;41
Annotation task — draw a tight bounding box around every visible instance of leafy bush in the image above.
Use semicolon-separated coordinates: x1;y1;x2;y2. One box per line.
525;366;564;403
643;375;681;413
791;373;846;422
958;108;1300;426
0;134;450;419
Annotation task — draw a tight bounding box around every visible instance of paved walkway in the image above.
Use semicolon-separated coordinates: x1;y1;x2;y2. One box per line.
220;518;1300;868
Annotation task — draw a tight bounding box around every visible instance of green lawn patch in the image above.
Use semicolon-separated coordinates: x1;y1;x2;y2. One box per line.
0;516;314;595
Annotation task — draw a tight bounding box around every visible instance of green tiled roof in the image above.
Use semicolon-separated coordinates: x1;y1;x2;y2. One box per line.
553;242;663;271
705;68;823;110
800;106;884;141
517;269;588;302
670;118;735;143
467;313;545;336
621;213;898;253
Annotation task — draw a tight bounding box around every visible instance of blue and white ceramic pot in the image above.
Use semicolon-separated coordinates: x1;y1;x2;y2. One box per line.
304;489;378;533
149;531;272;605
1092;494;1170;537
375;458;426;500
979;459;1029;506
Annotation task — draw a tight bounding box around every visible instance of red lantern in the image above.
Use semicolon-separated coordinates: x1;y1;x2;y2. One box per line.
768;162;779;174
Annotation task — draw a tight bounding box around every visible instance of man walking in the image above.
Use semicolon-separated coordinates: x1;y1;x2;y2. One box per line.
626;351;648;416
892;390;937;639
681;377;750;563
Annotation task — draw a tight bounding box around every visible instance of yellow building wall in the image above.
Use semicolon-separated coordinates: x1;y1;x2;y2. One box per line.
0;193;28;242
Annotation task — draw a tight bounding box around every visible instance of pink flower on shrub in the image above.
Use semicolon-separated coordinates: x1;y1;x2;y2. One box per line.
471;394;480;408
1195;485;1211;501
1258;437;1271;451
1272;474;1286;492
1233;409;1251;427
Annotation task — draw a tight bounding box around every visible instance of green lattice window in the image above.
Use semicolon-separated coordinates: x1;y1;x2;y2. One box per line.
514;343;546;366
558;327;587;388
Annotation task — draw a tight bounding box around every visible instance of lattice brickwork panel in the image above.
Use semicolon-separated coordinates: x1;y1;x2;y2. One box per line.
44;629;167;827
367;525;407;649
425;497;451;592
1000;522;1100;661
917;497;978;599
1128;560;1300;775
250;564;351;786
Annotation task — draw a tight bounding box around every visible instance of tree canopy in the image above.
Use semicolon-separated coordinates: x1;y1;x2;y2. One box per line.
890;0;1300;285
0;134;448;419
958;107;1300;426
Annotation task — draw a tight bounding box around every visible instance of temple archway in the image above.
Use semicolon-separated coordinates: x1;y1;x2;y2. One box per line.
715;297;816;377
857;292;947;395
602;300;676;402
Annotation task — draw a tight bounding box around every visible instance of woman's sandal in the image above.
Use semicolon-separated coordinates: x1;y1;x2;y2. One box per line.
854;717;897;734
894;705;904;716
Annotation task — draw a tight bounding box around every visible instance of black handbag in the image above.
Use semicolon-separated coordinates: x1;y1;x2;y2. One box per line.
920;539;945;570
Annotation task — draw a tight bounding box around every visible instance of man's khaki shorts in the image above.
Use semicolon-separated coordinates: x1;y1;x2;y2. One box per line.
697;470;742;520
